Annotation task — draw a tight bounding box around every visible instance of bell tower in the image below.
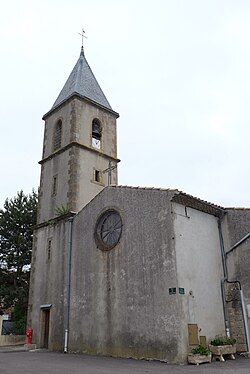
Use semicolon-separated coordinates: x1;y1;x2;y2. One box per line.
38;47;119;223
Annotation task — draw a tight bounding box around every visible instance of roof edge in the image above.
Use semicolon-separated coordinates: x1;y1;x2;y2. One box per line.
172;191;225;217
42;93;119;120
39;141;120;165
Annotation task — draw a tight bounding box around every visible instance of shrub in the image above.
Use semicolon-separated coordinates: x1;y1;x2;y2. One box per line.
191;345;211;356
210;336;236;346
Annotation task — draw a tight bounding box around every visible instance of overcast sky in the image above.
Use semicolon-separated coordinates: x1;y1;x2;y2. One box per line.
0;0;249;209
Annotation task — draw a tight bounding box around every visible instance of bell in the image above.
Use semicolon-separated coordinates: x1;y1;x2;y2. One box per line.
92;128;100;138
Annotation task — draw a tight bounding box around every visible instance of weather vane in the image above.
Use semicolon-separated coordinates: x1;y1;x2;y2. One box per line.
78;28;87;48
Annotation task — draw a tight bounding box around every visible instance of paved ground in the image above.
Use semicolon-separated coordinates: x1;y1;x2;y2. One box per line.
0;348;250;374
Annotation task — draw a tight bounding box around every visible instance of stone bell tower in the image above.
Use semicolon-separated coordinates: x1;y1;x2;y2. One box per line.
38;46;119;223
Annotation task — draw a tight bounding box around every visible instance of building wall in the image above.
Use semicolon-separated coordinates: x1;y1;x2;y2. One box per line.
224;208;250;349
38;151;70;223
227;240;250;300
38;97;118;223
224;208;250;247
42;98;117;160
71;99;118;159
30;186;250;360
69;187;184;362
76;143;116;213
224;208;250;301
226;238;250;352
173;203;225;348
28;219;69;350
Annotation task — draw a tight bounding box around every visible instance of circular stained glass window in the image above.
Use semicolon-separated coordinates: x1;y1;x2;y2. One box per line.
95;210;122;250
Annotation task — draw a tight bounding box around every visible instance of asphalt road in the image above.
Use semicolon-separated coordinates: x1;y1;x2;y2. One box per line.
0;350;250;374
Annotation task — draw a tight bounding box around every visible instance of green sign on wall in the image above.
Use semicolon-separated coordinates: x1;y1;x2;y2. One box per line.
169;287;176;295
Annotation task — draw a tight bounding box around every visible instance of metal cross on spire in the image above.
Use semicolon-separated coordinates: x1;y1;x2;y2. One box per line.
78;28;87;48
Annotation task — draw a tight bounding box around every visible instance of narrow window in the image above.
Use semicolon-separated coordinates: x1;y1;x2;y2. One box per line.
53;120;62;151
52;175;57;196
91;119;101;149
47;239;52;262
94;170;101;183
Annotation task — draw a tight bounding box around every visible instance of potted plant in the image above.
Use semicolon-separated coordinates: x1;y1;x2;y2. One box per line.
209;336;236;362
188;345;212;365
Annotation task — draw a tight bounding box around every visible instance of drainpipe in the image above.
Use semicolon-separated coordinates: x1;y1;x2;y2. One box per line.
226;233;250;257
218;218;230;337
64;216;74;353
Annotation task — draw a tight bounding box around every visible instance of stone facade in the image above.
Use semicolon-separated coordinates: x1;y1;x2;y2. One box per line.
69;187;181;361
28;217;69;350
28;186;239;363
225;208;250;246
224;208;250;352
38;97;119;223
227;298;247;352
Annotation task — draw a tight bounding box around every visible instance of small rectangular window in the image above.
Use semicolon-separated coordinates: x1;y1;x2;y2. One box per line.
94;170;101;183
47;239;52;262
52;176;57;196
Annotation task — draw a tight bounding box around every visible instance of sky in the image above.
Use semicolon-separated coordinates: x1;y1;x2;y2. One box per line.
0;0;249;209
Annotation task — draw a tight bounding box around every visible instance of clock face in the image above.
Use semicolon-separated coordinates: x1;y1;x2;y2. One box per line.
92;137;101;149
95;210;122;250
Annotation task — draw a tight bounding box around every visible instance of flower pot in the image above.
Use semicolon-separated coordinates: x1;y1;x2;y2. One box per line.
208;344;236;362
188;353;212;365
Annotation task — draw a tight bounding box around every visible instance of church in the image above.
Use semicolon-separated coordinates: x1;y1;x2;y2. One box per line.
28;45;250;363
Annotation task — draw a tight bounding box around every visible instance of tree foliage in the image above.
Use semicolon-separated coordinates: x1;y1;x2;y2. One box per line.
0;190;38;332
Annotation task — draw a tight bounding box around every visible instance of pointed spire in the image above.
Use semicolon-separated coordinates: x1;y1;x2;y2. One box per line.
50;48;113;112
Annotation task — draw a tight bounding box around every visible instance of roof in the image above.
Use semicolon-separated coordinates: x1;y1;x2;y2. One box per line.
171;191;225;217
49;47;113;113
108;185;225;217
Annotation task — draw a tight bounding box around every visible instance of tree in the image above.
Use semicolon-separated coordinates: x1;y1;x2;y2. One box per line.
0;190;38;333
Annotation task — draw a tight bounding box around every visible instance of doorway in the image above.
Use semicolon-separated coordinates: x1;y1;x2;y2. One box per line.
42;309;50;348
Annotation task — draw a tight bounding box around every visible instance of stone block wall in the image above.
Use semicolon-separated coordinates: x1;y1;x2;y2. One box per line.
227;284;248;352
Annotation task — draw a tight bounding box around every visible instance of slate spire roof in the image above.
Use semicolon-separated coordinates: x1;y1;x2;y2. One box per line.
50;47;113;112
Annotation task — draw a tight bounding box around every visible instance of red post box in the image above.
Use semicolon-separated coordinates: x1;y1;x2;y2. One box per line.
26;328;33;345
